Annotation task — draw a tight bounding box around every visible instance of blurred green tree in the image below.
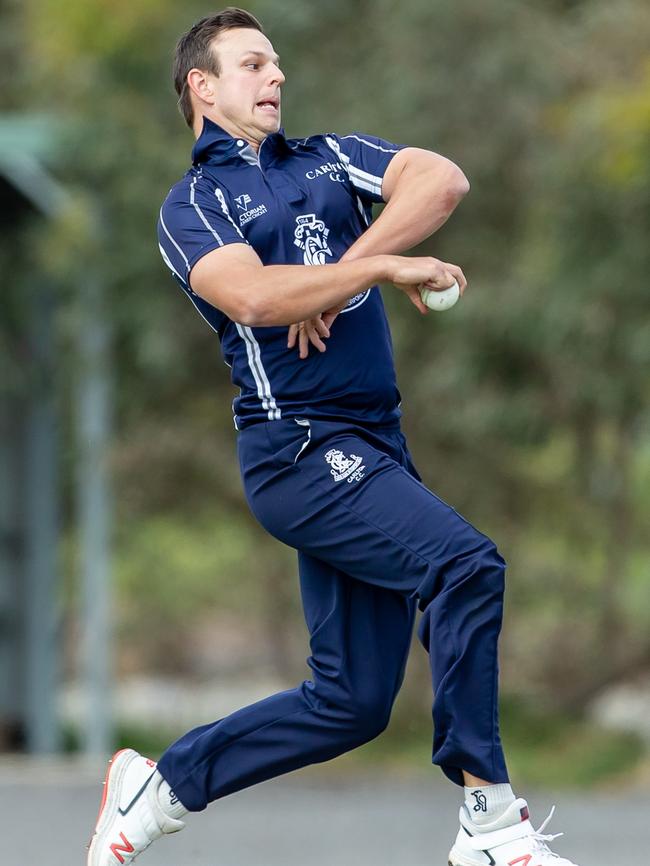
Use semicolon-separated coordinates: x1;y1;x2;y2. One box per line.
2;0;648;725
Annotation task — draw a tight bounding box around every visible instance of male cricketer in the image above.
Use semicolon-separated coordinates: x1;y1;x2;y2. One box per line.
87;8;581;866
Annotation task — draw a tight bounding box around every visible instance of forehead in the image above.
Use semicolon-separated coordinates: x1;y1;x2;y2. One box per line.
212;28;278;62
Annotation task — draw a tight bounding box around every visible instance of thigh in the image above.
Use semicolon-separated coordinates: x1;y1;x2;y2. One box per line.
240;418;494;602
298;551;416;704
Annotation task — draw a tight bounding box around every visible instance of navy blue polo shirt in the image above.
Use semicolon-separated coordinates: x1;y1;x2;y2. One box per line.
158;118;408;430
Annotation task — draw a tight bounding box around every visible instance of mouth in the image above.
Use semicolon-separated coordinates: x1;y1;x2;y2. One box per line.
256;96;280;115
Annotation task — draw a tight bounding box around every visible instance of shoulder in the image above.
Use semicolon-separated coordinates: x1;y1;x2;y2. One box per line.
160;166;228;216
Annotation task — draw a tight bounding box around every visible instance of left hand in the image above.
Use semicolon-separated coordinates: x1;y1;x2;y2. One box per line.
287;297;350;359
287;316;331;359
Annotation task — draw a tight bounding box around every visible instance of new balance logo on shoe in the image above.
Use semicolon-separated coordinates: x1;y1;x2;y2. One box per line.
170;790;180;806
109;833;134;864
117;771;156;816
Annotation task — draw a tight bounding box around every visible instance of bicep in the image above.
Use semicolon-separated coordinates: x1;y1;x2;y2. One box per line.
190;242;264;321
381;147;468;202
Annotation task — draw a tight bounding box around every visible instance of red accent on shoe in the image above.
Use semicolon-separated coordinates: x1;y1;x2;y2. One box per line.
508;856;535;866
520;805;530;821
145;758;156;768
94;749;130;827
109;832;135;864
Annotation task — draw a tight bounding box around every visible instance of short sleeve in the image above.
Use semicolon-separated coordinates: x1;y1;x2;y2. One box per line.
157;174;248;288
325;132;408;204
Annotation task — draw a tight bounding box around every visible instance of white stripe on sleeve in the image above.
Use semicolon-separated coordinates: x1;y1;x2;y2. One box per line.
190;176;224;245
159;209;191;275
214;186;247;240
341;134;400;153
325;135;384;197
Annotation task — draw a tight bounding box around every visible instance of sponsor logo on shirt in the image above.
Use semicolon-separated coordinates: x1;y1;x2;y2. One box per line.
235;192;268;226
324;449;366;483
305;161;346;183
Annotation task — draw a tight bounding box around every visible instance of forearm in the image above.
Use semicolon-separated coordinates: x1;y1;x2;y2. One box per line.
343;159;469;262
242;255;391;326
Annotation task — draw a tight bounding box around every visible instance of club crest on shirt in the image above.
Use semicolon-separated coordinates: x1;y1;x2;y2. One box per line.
294;214;333;265
293;214;369;310
324;448;366;483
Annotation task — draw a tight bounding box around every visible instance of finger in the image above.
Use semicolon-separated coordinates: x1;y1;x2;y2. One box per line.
423;270;456;292
405;285;429;315
322;303;344;330
322;310;339;330
443;263;467;295
312;317;330;339
299;325;309;359
287;323;300;348
306;322;327;353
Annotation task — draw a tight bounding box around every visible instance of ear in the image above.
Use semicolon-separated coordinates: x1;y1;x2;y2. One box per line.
186;68;215;107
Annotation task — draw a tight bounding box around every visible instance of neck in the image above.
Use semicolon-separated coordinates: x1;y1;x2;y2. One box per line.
193;113;263;152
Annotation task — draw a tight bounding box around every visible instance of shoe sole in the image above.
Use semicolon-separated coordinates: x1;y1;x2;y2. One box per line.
447;848;489;866
86;749;134;866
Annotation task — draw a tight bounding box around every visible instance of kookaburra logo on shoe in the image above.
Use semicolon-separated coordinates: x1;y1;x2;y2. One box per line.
324;448;366;483
471;790;488;812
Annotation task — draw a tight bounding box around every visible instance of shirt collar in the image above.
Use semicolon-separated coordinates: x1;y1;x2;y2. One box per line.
191;117;292;166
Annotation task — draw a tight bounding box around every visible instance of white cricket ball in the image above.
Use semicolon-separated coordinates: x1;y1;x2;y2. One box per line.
420;280;460;312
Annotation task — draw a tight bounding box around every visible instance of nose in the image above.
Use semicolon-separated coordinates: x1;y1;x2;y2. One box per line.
270;62;285;87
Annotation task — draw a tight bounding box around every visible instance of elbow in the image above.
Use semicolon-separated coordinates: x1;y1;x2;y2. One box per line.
448;165;470;203
235;292;274;328
455;171;471;199
439;167;469;216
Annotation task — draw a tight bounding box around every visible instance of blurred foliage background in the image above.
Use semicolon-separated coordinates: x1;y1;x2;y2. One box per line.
2;0;649;786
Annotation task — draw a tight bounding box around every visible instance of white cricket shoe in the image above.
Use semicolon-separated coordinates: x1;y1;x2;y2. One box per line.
448;797;581;865
87;749;185;865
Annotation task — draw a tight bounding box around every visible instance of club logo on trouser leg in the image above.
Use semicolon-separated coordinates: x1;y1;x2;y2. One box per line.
324;448;366;483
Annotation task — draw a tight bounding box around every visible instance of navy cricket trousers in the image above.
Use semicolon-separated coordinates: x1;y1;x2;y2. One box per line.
158;418;510;811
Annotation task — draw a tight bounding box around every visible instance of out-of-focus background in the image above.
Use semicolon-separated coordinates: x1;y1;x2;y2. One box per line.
1;0;649;858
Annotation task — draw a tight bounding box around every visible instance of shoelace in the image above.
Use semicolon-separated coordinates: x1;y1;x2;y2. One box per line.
529;804;565;858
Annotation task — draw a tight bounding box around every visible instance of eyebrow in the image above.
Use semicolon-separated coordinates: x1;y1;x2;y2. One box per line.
241;50;281;65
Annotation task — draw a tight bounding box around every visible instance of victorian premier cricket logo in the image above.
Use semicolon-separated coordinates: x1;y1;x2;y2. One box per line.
294;214;333;265
324;449;366;483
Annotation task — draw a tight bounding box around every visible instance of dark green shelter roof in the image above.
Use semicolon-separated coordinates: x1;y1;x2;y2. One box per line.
0;113;70;217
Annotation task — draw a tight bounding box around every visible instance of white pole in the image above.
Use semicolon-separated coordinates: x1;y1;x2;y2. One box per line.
77;271;113;757
24;286;61;753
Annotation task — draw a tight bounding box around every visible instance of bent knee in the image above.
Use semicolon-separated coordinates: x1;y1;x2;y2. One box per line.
416;532;506;612
345;704;391;747
323;691;394;748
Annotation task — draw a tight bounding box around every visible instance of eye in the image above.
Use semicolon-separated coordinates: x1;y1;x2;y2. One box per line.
245;63;259;70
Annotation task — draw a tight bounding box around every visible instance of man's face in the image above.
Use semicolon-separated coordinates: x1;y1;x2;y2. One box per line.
205;28;284;144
